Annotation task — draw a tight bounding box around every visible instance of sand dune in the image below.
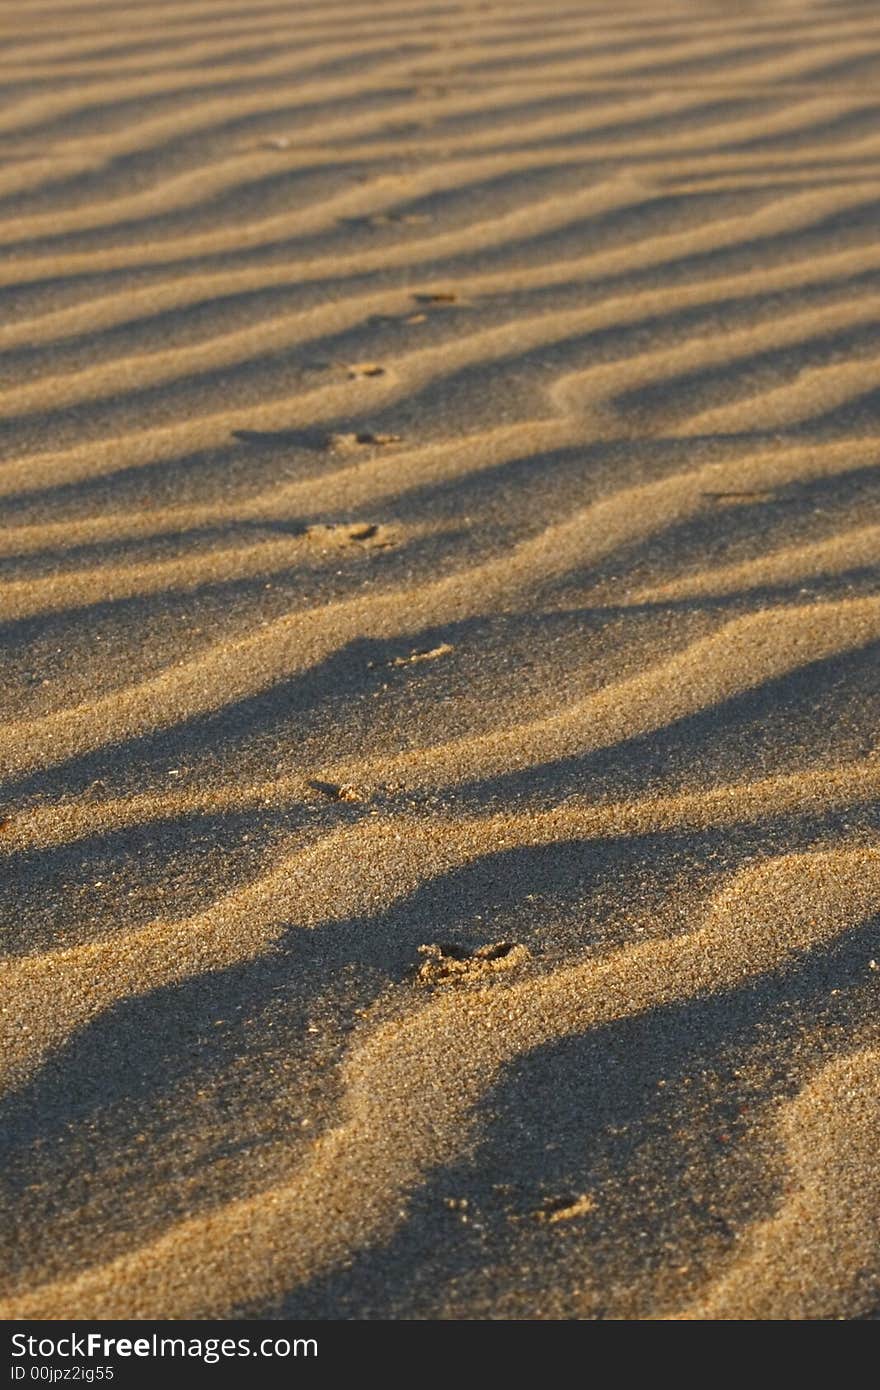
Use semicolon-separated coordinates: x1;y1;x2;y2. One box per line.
1;0;879;1322
3;847;878;1319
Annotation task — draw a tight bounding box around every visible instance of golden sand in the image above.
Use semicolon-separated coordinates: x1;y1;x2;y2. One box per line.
1;0;879;1321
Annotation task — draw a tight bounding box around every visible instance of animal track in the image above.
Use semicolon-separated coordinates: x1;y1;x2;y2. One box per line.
330;431;403;448
306;779;362;803
532;1193;595;1225
416;940;529;986
345;363;387;379
413;291;458;305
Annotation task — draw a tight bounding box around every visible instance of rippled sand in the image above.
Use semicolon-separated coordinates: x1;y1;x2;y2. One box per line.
1;0;879;1321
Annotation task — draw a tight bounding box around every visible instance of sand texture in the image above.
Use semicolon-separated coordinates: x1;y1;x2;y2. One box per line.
1;0;879;1321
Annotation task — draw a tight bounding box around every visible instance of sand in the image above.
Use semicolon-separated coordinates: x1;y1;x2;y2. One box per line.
0;0;878;1322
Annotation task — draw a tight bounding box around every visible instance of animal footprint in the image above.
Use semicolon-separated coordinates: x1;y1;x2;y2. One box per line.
305;522;393;550
331;431;402;449
417;940;528;986
413;291;458;305
532;1194;595;1225
389;642;453;667
306;779;361;803
702;489;779;506
339;212;431;230
345;363;386;379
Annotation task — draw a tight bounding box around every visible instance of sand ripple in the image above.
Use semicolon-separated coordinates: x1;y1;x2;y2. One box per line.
1;0;879;1321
